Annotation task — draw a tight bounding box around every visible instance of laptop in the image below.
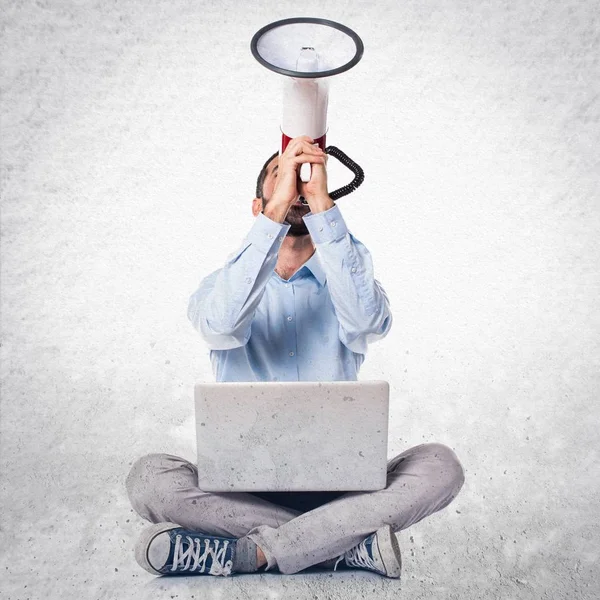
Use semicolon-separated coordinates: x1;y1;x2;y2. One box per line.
194;380;389;492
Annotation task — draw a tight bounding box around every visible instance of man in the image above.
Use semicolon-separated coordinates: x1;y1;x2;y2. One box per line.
126;136;465;578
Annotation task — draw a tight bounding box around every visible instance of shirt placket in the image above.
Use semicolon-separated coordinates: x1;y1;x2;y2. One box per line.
284;279;298;379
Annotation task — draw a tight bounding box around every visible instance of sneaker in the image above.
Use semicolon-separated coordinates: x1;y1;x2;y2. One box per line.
135;522;237;576
334;525;402;578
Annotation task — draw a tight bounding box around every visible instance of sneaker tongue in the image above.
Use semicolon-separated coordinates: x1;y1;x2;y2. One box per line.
343;533;385;575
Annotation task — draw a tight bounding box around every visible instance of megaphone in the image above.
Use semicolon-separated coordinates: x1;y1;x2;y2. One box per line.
251;17;365;204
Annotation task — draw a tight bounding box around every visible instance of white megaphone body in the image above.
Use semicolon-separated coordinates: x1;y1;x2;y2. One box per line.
282;50;329;182
251;18;366;202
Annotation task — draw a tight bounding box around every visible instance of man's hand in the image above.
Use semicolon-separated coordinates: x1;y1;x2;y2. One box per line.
269;136;330;218
298;146;330;209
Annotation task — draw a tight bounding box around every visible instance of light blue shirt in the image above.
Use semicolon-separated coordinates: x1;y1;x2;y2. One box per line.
187;203;393;382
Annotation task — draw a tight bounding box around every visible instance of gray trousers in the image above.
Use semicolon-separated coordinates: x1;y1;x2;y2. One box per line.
126;442;465;574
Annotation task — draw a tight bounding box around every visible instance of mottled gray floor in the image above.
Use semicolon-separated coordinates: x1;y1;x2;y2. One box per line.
1;1;599;599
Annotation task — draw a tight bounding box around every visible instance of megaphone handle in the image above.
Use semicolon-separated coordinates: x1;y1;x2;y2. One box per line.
300;162;312;183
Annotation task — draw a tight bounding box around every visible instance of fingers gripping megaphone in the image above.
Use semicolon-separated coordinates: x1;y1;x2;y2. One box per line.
251;17;365;204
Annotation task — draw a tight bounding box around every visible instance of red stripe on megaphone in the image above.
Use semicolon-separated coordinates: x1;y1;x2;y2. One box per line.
281;133;327;154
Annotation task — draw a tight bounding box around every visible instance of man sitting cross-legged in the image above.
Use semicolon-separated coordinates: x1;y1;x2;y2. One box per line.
126;137;465;578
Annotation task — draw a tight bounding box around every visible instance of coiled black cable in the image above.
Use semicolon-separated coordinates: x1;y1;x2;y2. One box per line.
299;145;364;204
325;145;365;200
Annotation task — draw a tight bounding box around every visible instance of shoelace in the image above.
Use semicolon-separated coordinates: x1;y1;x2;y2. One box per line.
171;534;233;576
333;536;380;573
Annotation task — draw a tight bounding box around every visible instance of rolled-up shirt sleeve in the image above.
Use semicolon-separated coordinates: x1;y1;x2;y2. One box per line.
302;203;393;355
187;213;291;350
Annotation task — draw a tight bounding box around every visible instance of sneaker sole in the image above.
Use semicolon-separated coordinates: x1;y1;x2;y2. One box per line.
376;525;402;578
135;522;181;575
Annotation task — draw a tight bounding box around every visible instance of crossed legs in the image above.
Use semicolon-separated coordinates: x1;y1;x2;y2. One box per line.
126;442;465;574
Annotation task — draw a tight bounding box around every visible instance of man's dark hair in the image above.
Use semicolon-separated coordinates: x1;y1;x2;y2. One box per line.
255;150;279;199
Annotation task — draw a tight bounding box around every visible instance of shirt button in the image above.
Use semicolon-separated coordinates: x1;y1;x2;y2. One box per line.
331;221;337;227
351;267;357;273
319;226;323;232
267;233;273;238
278;236;284;241
287;316;293;321
289;351;295;357
245;277;252;283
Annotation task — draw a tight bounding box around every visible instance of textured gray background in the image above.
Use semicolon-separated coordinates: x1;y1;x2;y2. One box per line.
1;0;599;598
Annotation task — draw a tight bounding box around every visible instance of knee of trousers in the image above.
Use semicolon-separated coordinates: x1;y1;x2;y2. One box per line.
420;442;466;498
125;453;198;515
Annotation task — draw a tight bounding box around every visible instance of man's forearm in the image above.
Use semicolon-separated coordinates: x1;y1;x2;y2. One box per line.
308;195;335;213
302;203;393;353
262;203;288;223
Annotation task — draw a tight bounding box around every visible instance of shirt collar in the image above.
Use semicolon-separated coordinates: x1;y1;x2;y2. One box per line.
301;250;327;287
